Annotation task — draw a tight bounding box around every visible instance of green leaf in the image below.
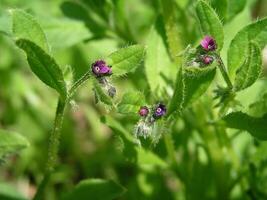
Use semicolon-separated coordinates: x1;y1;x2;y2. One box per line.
40;17;91;50
145;17;175;96
62;179;125;200
168;67;185;116
227;17;267;79
106;45;145;76
161;0;184;63
183;66;216;107
0;182;28;200
209;0;228;22
222;112;267;140
0;10;12;36
11;9;49;52
0;129;29;159
234;42;262;91
117;91;145;114
92;78;113;106
196;0;224;51
249;93;267;117
16;39;67;98
227;0;247;22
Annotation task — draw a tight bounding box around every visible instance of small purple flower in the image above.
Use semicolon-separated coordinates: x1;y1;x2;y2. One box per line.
201;55;214;65
153;103;166;118
200;36;217;51
91;60;112;77
138;106;149;117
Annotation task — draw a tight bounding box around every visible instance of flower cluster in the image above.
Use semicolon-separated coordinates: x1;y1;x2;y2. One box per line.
134;103;167;142
185;35;217;68
91;60;116;98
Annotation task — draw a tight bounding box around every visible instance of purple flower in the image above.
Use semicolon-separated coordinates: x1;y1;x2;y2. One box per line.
153;103;166;118
201;55;214;65
91;60;112;77
200;36;217;51
138;106;149;117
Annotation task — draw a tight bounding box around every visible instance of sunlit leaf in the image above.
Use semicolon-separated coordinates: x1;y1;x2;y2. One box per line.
106;45;145;76
16;39;67;98
11;9;49;52
234;42;262;91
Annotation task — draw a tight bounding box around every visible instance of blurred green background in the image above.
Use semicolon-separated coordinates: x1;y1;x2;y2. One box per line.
1;0;267;199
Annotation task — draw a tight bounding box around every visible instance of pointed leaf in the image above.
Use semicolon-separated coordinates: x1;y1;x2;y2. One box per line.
0;129;29;159
168;67;185;116
227;17;267;79
234;42;262;91
62;179;125;200
11;9;49;52
222;112;267;140
196;0;224;50
106;45;145;76
16;39;67;98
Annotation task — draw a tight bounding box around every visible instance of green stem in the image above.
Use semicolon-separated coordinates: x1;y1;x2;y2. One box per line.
33;98;66;200
68;70;91;100
215;54;233;90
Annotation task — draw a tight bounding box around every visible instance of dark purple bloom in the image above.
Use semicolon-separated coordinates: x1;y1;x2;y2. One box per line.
91;60;112;77
138;106;149;117
201;55;214;65
153;103;166;118
200;36;217;51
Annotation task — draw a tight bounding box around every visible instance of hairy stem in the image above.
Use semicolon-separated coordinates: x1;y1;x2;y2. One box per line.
33;98;66;200
215;54;233;90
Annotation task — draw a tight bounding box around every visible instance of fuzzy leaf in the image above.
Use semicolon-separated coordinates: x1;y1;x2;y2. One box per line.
62;179;125;200
222;112;267;140
227;17;267;79
0;129;29;159
168;67;184;116
11;9;49;52
117;91;145;114
16;39;67;98
209;0;228;22
106;45;145;76
145;17;174;96
234;42;262;91
184;66;216;107
92;78;113;106
196;0;224;51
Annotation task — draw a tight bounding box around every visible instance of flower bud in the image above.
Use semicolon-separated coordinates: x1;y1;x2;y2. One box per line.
200;36;217;51
138;106;149;117
201;55;214;65
91;60;112;77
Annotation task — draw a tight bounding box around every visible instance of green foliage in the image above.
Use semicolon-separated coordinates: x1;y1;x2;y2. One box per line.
62;179;125;200
92;78;113;106
234;42;262;91
117;91;145;114
16;39;67;98
222;112;267;140
106;45;145;76
227;0;247;21
227;17;267;79
183;66;216;106
145;17;174;95
196;0;224;50
0;129;29;160
11;9;49;52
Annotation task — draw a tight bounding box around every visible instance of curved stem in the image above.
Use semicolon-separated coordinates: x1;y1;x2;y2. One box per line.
215;54;233;90
33;98;66;200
